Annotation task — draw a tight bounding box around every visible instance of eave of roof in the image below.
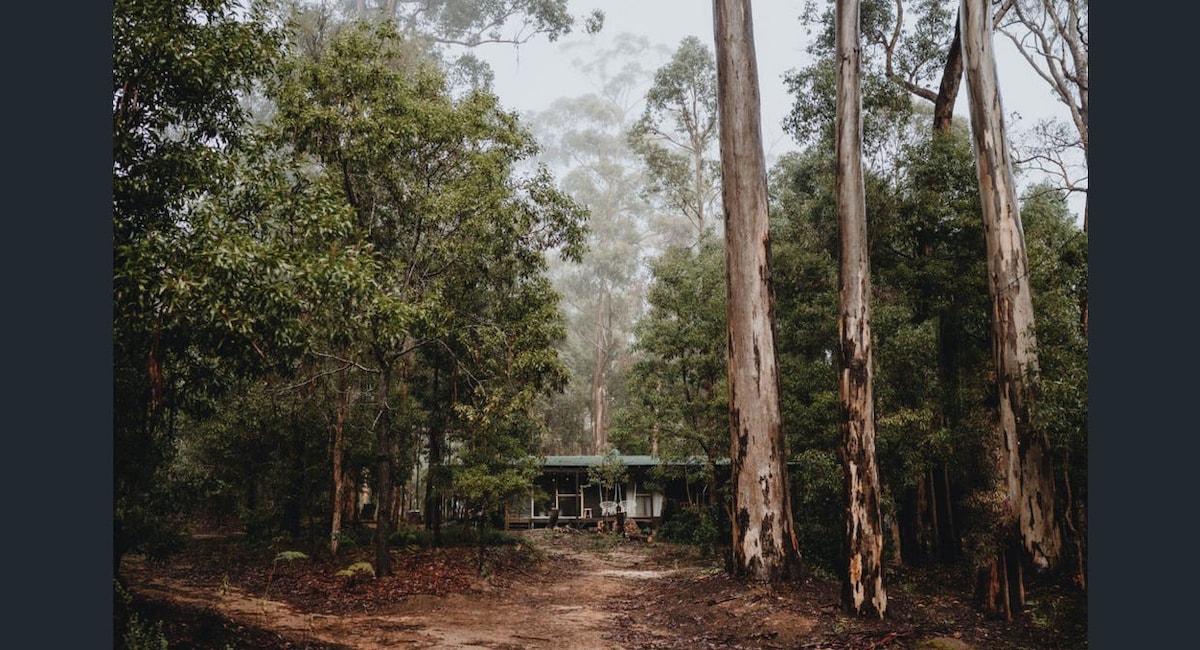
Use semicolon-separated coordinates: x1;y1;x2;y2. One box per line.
540;455;726;467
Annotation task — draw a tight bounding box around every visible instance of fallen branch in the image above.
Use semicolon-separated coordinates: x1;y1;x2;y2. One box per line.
867;630;909;649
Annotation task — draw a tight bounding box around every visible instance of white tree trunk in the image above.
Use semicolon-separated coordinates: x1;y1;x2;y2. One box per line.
591;286;611;453
961;0;1062;573
835;0;887;618
713;0;802;582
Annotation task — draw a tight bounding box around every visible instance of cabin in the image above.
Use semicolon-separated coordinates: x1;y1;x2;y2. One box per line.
504;454;717;531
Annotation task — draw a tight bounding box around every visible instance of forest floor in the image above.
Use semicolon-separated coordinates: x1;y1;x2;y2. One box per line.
118;528;1085;649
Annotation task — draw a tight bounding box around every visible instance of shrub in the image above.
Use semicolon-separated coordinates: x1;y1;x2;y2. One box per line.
657;508;701;544
388;523;522;549
115;580;168;650
790;449;843;572
389;528;421;548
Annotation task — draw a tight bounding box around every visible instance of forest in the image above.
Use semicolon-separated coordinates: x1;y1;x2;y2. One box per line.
113;0;1088;647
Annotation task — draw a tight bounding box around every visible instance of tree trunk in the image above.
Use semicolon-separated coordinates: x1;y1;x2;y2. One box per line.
941;465;958;559
344;469;359;527
960;0;1062;581
591;285;611;453
928;469;941;556
914;473;930;563
425;424;445;545
713;0;803;583
694;145;707;237
1063;450;1086;591
933;11;965;134
834;0;887;617
330;425;346;555
373;361;395;577
883;487;903;567
977;542;1022;620
329;368;350;556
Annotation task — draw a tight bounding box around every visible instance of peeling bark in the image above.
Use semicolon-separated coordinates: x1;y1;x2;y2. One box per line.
713;0;803;583
960;0;1062;607
834;0;887;618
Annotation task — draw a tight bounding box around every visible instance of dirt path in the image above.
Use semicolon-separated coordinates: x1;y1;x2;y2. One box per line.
122;529;1084;649
126;530;696;649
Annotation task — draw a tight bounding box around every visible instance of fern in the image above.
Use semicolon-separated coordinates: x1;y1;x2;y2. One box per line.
336;561;375;577
262;550;309;600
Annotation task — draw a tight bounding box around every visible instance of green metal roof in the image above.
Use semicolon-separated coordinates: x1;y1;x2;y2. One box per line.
540;455;727;467
538;455;794;469
542;455;661;467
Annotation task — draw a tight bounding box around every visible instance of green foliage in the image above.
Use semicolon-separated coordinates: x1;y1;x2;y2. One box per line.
769;151;841;457
615;239;728;465
268;17;588;361
115;580;169;650
453;459;541;521
783;57;915;154
627;35;721;241
265;18;586;567
388;527;421;548
788;0;957;149
112;0;282;238
656;504;728;557
361;0;586;48
527;35;663;454
121;614;169;650
959;487;1007;569
789;450;843;571
172;380;343;542
114;2;587;577
113;0;287;569
337;561;375;578
1021;182;1088;568
388;524;522;548
274;550;309;563
657;513;696;546
586;449;629;501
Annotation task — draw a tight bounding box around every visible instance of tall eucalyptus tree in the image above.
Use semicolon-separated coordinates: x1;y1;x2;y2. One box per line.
713;0;803;582
834;0;887;618
628;35;722;245
530;35;660;454
960;0;1061;618
995;0;1087;337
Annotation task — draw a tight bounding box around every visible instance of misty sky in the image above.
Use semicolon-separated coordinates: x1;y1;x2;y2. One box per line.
473;0;1081;218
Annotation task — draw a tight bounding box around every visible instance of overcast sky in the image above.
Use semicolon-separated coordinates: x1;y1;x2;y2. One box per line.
472;0;1080;218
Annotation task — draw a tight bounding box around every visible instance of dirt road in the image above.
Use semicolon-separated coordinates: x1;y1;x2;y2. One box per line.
126;529;706;649
122;527;1084;649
